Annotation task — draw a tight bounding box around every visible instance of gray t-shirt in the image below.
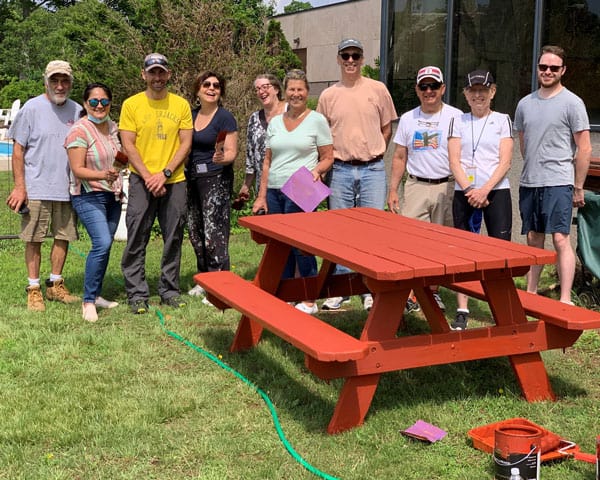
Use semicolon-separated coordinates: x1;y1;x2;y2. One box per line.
8;94;81;201
513;87;589;187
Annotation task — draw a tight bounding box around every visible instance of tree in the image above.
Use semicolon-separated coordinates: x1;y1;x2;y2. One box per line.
283;0;312;13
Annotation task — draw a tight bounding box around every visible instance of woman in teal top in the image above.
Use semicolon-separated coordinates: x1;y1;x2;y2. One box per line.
252;70;333;314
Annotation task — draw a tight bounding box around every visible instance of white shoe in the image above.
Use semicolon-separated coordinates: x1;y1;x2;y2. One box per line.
295;302;318;315
95;296;118;309
188;285;206;296
82;303;98;322
202;296;214;307
363;294;373;311
322;296;351;310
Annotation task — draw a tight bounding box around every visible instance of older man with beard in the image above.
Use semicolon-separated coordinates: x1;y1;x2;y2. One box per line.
6;60;82;312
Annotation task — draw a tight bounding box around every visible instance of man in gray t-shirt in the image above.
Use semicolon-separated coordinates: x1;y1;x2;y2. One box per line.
513;45;592;304
6;60;82;311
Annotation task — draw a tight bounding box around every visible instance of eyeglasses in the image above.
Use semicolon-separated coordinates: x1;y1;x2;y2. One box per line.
340;52;362;61
88;98;111;107
538;64;563;72
202;81;221;90
255;84;272;93
418;82;442;91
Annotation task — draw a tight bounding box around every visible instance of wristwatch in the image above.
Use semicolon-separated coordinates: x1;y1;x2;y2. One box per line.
162;168;172;179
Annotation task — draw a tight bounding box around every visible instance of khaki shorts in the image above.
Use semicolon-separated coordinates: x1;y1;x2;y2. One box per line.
20;200;78;243
401;176;454;226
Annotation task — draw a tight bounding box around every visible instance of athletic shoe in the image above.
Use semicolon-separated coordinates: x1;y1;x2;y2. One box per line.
451;311;469;330
26;285;45;312
82;303;98;322
295;302;318;315
404;297;420;314
363;294;374;311
45;279;80;304
202;296;214;307
321;296;351;310
161;295;187;308
130;299;149;314
95;296;118;309
433;292;446;311
188;285;205;296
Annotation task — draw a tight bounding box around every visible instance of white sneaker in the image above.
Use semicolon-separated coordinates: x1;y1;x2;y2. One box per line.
322;296;351;310
295;302;318;315
95;296;118;309
363;294;373;311
188;285;205;296
202;296;214;307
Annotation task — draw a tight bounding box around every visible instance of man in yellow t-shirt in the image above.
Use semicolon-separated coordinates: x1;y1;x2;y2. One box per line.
119;53;193;314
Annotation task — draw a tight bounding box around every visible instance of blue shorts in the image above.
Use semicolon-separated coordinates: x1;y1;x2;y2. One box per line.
519;185;573;235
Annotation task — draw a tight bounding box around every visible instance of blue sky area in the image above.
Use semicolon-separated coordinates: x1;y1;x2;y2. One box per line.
275;0;345;14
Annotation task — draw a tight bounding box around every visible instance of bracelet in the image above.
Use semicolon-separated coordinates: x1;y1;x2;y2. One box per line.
463;185;474;194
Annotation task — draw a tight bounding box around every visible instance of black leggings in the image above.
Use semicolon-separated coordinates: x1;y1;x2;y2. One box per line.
452;189;512;240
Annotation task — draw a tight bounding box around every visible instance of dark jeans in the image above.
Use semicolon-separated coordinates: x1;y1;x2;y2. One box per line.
121;174;187;302
71;191;121;303
266;188;317;279
187;170;233;273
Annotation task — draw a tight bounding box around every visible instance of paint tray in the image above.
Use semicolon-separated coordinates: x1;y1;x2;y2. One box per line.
468;417;584;463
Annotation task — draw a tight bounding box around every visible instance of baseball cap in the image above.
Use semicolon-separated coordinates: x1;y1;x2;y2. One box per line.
338;38;363;52
416;66;444;84
44;60;73;78
144;53;169;72
465;70;495;88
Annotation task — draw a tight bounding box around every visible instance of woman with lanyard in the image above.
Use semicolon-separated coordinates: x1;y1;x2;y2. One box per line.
186;71;238;300
448;70;513;330
65;82;124;322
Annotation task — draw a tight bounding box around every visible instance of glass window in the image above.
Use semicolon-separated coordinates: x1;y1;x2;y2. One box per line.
385;0;449;115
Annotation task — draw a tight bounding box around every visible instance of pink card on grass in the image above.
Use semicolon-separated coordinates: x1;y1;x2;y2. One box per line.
401;420;447;443
280;166;330;212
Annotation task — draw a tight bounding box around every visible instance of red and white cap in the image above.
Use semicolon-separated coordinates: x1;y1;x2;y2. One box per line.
416;66;444;84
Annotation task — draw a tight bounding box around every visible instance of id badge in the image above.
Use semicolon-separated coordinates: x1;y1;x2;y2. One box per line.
465;166;477;185
195;163;208;174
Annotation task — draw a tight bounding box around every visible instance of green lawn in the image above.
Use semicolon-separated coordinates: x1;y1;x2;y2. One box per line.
0;231;599;479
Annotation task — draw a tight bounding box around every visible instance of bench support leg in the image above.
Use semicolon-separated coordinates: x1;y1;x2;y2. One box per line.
509;353;556;401
327;374;380;434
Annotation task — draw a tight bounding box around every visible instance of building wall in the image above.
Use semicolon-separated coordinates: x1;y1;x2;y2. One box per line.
273;0;381;96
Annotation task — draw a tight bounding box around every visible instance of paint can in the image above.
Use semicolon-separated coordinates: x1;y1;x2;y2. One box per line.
493;424;542;480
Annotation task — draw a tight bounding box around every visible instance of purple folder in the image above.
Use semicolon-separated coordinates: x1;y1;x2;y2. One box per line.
280;166;331;212
401;420;447;443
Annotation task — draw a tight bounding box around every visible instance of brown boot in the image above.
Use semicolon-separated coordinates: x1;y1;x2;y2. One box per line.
45;279;80;304
26;285;46;312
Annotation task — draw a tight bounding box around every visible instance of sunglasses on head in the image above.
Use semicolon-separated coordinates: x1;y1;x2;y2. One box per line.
340;52;362;61
538;64;563;72
417;82;442;91
88;98;111;107
202;81;221;89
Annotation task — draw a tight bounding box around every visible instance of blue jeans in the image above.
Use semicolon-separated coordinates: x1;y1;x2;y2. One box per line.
266;188;317;279
328;159;387;274
72;191;121;303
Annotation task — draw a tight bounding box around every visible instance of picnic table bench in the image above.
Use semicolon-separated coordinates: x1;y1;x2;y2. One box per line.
195;208;600;433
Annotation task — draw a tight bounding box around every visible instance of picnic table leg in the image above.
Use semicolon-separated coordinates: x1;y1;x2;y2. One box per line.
327;374;380;434
483;277;556;401
230;239;291;352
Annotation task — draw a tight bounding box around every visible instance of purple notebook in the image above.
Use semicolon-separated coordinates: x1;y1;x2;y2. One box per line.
401;420;447;443
280;166;331;212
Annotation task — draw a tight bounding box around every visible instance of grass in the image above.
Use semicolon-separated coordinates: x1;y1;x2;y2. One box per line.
0;229;599;479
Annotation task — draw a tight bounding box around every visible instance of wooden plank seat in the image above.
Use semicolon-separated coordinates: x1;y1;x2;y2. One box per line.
193;271;371;362
450;281;600;330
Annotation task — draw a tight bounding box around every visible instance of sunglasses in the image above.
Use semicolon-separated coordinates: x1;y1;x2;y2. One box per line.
417;82;442;91
538;64;563;73
340;52;362;61
202;81;221;90
88;98;111;107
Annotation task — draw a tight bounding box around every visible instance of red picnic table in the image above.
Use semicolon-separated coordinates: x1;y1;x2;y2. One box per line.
194;207;600;434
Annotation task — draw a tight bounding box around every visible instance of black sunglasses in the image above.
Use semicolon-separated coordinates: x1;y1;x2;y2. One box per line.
340;52;362;61
538;64;563;73
88;98;111;107
417;82;442;91
202;81;221;89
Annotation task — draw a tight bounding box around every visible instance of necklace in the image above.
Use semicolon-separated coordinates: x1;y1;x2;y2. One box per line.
470;111;491;163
